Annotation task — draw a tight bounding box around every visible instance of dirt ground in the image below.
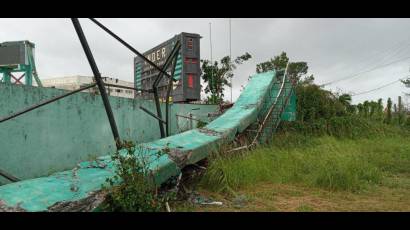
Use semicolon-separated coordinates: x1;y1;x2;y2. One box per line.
174;174;410;212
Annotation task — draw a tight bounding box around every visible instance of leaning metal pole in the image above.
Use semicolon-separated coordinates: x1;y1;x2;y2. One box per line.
152;41;181;138
88;18;182;138
89;18;172;80
165;54;178;137
71;18;121;149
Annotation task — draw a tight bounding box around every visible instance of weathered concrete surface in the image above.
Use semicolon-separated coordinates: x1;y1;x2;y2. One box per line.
0;84;217;183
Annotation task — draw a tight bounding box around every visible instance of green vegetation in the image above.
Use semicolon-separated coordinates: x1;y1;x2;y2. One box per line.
183;51;410;211
200;133;409;193
196;120;208;128
101;51;410;211
201;53;252;104
100;141;175;212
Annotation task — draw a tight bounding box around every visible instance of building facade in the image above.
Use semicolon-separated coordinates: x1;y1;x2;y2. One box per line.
134;32;201;102
37;76;135;98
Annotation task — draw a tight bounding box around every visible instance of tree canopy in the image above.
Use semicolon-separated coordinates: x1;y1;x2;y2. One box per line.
201;52;252;104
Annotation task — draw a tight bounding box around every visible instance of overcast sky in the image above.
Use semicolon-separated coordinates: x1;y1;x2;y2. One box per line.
1;18;410;106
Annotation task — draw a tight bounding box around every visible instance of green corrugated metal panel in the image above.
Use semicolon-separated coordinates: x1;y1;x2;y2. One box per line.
0;70;298;212
173;54;182;80
135;63;142;88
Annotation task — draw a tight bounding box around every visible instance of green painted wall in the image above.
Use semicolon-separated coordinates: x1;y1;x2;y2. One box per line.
0;83;217;184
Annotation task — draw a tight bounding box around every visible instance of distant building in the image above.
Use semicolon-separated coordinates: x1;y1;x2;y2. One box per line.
37;76;135;98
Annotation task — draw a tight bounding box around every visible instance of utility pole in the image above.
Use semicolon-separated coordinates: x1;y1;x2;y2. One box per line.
229;18;232;103
209;22;216;104
209;22;213;88
209;22;213;66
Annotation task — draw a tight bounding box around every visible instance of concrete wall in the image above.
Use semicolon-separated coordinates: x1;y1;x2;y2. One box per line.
0;83;217;183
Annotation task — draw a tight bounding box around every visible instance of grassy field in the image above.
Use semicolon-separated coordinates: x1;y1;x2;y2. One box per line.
173;133;410;211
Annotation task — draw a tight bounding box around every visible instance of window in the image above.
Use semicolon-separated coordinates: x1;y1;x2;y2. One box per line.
187;38;193;49
184;57;198;64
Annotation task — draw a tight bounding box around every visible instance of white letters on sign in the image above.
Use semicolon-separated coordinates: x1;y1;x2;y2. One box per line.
144;47;168;66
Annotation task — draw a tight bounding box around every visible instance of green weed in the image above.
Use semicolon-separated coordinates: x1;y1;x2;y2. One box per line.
200;135;410;193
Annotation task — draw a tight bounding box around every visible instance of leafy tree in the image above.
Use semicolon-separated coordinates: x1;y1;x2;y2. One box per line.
398;96;404;125
386;97;392;124
357;103;364;116
376;98;384;121
338;93;356;114
356;99;383;120
338;94;352;107
401;78;410;86
294;83;347;122
256;52;288;73
405;115;410;127
299;74;315;86
256;52;349;123
369;101;376;118
256;51;310;84
201;52;252;104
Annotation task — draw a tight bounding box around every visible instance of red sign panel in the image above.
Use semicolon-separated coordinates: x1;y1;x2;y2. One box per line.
188;74;194;88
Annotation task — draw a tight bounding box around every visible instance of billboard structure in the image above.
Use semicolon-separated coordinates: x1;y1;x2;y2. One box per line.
0;40;42;86
134;32;201;102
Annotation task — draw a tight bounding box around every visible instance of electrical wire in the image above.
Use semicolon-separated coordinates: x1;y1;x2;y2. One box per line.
317;36;410;80
321;56;410;86
352;39;410;72
351;75;410;96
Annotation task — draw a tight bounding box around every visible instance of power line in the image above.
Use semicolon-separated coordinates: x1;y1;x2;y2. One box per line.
346;39;410;73
351;76;409;96
321;56;410;86
371;41;410;66
209;22;213;90
318;37;410;78
229;18;232;103
209;22;213;64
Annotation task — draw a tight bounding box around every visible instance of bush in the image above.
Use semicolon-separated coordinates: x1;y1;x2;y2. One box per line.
100;141;174;212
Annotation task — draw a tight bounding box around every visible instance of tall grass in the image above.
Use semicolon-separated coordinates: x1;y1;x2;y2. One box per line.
200;119;410;193
280;116;406;139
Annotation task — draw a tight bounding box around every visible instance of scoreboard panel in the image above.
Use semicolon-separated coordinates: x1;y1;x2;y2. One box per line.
134;32;201;102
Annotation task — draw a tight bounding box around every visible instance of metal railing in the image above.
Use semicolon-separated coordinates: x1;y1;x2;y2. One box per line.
250;64;289;146
227;66;294;153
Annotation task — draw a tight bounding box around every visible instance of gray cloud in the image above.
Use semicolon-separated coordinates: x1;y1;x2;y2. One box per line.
1;18;410;106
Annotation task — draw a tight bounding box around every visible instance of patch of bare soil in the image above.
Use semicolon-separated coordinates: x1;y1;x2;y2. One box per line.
179;181;410;212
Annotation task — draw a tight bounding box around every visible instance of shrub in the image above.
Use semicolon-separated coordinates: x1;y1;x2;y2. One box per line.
100;141;174;212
